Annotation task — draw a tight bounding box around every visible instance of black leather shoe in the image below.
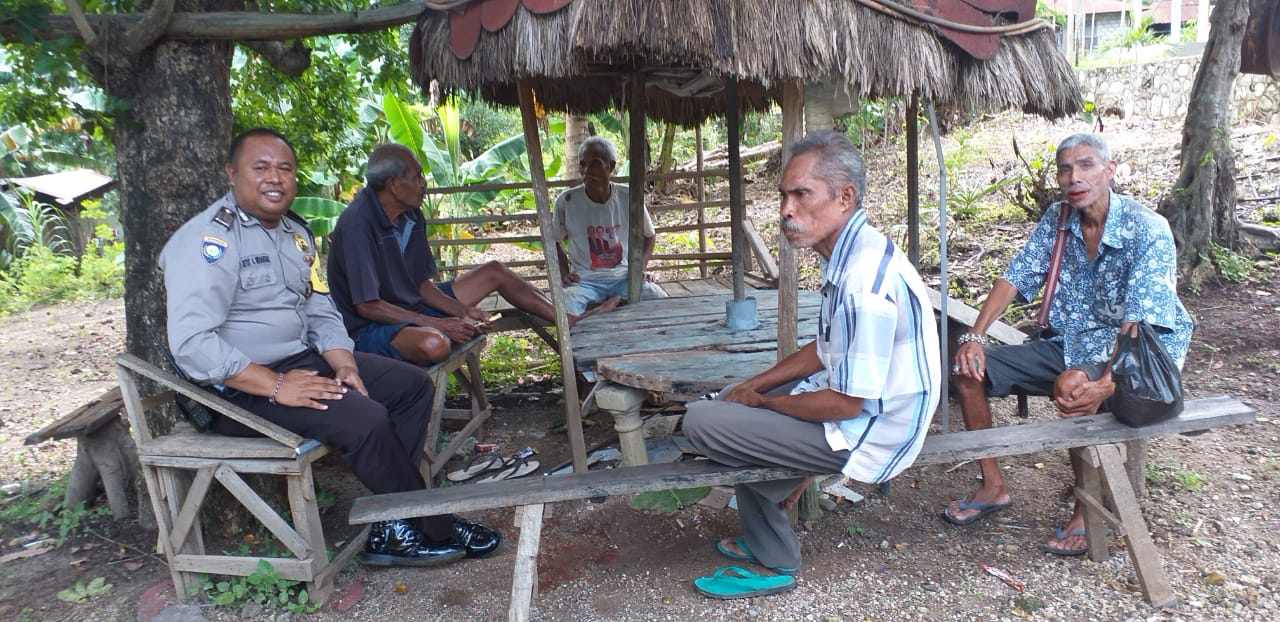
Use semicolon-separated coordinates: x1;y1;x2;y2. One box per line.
452;517;502;559
363;519;466;567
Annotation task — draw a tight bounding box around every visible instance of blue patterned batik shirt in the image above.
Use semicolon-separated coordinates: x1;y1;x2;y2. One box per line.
1002;192;1194;368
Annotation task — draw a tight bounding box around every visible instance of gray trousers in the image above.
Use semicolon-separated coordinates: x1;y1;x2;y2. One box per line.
682;383;850;572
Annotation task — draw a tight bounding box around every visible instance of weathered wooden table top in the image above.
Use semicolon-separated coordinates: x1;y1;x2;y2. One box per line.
570;291;821;398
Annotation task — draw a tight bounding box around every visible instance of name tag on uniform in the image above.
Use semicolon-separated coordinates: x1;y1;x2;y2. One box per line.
240;254;272;268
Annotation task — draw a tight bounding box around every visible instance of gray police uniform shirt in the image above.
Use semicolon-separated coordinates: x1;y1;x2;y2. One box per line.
159;192;354;385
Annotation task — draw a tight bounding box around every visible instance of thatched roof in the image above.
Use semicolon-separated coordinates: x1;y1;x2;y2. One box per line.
410;0;1083;125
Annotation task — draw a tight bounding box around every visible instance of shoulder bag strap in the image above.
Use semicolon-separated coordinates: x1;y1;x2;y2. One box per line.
1035;204;1073;328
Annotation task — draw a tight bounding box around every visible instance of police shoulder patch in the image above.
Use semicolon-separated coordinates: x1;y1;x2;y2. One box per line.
202;235;228;264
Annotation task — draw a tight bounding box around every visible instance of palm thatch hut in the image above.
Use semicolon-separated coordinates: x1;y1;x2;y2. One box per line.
407;0;1084;473
411;0;1083;124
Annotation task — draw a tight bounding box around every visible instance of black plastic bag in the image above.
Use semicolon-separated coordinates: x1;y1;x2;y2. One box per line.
1109;321;1183;427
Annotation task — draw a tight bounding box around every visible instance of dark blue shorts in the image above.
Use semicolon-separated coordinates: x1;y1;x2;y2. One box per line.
353;280;458;359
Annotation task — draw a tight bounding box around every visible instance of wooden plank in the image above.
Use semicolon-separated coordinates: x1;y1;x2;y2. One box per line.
742;219;779;280
171;555;314;581
350;460;808;523
350;398;1253;528
914;396;1254;465
508;504;544;622
598;350;785;397
25;386;123;444
926;288;1026;345
167;466;215;554
140;433;301;460
116;354;308;450
141;453;321;474
1096;443;1175;607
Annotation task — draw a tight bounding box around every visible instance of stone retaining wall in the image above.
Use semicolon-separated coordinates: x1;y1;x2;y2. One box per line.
1079;57;1280;124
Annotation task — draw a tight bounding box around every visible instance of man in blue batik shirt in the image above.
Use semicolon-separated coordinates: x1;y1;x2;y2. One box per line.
943;133;1193;557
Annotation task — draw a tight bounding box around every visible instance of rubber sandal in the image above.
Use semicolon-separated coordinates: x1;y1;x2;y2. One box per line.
446;453;506;482
1043;526;1089;556
475;455;541;483
693;566;796;600
715;537;797;574
942;494;1012;526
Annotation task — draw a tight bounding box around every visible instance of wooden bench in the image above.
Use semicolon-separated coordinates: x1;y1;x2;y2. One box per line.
24;386;146;520
419;334;492;485
350;396;1255;619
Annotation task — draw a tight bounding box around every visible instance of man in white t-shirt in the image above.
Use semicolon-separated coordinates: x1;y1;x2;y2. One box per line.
551;136;667;314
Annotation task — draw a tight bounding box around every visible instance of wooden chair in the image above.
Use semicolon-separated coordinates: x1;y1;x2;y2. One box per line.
115;353;368;604
417;334;493;485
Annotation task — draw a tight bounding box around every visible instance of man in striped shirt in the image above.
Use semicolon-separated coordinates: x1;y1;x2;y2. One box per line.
684;131;941;591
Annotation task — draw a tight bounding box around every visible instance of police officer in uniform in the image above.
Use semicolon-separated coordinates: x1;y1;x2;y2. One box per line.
159;128;500;567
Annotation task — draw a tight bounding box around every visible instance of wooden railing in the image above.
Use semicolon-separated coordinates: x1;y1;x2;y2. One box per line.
421;168;779;287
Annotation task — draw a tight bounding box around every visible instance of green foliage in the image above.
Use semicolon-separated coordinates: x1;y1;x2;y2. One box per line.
55;576;112;604
1206;242;1253;283
0;196;124;314
192;559;319;614
630;487;710;512
291;196;347;250
1145;462;1208;491
0;475;109;547
1101;17;1166;52
475;333;561;388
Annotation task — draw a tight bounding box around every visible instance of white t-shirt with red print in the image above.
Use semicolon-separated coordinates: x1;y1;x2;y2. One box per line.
551;182;656;282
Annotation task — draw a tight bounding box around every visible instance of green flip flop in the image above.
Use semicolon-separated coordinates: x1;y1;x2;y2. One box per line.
693;566;796;600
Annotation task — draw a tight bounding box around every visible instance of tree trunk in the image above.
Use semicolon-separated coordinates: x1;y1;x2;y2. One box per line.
1162;0;1258;281
563;113;588;181
111;36;234;366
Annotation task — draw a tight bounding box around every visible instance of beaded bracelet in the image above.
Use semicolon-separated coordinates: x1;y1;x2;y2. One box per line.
957;332;988;346
268;372;285;405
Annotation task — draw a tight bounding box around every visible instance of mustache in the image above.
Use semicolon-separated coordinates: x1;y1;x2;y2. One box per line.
1064;183;1090;193
781;220;806;234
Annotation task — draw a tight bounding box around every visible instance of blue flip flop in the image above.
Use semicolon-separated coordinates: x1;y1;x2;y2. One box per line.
942;494;1012;526
694;566;796;600
715;537;797;574
1044;526;1089;556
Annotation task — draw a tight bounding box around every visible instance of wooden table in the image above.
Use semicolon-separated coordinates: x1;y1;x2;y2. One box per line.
570;290;820;464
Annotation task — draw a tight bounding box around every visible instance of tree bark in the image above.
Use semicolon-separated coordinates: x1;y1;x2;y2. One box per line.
111;28;234;368
563;113;588;181
1162;0;1258;281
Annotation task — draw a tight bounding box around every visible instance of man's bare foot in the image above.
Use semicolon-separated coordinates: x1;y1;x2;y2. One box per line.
1043;521;1089;556
942;488;1011;525
718;537;750;559
779;478;812;510
575;296;622;323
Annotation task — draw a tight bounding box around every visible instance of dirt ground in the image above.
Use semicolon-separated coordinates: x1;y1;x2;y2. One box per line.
1;114;1279;621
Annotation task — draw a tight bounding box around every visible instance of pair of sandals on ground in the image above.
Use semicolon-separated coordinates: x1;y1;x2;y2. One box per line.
446;448;540;484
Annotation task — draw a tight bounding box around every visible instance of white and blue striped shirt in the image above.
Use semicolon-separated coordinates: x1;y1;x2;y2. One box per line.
792;210;941;483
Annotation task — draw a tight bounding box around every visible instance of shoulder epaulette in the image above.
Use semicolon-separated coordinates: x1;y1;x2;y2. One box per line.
211;206;235;230
285;210;314;234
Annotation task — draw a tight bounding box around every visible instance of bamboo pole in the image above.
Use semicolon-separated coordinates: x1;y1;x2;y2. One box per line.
696;125;708;278
516;79;587;473
906;93;921;268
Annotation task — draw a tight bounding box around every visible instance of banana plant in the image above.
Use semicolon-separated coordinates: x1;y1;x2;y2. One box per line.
382;89;529;266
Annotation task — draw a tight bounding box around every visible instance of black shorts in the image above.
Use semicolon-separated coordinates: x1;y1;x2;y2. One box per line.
981;339;1108;399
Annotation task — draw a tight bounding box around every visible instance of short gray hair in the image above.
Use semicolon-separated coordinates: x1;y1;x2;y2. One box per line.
366;143;415;191
579;135;619;163
1056;133;1112;162
788;130;867;209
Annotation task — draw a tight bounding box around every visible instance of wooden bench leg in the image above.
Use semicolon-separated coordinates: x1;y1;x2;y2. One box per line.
1073;444;1175;608
509;503;545;622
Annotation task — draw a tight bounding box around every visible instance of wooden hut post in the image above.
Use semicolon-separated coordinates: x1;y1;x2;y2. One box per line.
777;81;803;360
517;79;588;473
726;77;746;300
906;93;921;267
626;72;647;304
696;125;708;278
